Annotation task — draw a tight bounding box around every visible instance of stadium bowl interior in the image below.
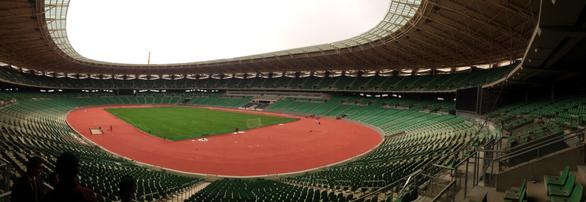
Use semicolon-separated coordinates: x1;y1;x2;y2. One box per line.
0;0;586;201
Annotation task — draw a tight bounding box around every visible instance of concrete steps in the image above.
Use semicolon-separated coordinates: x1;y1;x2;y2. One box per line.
165;181;212;202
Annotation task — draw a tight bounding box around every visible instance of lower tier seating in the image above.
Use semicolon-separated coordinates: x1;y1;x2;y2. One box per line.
0;94;220;201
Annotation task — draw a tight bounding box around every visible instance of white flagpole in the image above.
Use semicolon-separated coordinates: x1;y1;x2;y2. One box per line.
147;51;151;64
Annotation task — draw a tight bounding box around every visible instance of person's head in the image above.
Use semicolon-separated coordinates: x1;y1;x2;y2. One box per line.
119;175;136;201
26;156;43;177
56;152;79;183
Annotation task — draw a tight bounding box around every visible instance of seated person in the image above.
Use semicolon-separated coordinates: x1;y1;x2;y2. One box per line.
42;152;96;202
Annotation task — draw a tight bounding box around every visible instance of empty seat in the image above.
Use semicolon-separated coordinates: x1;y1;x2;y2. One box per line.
545;166;570;186
550;183;583;202
548;173;576;197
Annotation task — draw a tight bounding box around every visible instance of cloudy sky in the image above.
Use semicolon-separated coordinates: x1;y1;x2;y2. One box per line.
67;0;390;64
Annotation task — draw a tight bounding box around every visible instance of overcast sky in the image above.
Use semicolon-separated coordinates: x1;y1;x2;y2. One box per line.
67;0;390;64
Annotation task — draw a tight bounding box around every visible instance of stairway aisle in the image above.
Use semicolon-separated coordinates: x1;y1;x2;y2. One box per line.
165;181;212;202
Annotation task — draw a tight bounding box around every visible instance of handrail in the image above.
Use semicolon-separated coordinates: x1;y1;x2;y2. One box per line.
500;132;582;161
350;168;422;202
350;149;463;202
398;169;423;197
43;182;54;191
426;153;475;201
353;148;471;202
491;130;584;162
426;127;585;201
431;180;455;201
427;136;500;201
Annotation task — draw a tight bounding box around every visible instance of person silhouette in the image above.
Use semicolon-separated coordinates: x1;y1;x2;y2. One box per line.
118;175;137;202
42;152;96;202
11;156;44;202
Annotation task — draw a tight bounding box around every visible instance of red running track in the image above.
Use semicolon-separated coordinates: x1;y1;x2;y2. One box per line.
66;105;382;177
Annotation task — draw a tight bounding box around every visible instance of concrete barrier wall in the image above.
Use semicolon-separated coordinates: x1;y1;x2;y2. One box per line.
496;145;586;191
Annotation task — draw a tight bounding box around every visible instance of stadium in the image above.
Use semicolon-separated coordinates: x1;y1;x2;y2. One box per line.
0;0;585;201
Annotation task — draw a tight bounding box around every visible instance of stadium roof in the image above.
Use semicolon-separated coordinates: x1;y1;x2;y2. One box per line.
0;0;539;74
485;0;586;91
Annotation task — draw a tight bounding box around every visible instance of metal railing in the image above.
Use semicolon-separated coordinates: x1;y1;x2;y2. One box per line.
350;146;474;202
430;151;482;202
431;128;586;201
490;129;584;171
431;180;456;201
348;122;497;202
351;168;426;202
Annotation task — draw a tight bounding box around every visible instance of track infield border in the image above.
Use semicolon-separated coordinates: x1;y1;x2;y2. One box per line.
65;104;385;178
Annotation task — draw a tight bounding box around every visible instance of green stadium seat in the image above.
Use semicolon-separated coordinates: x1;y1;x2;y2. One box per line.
550;183;583;202
547;173;576;197
545;166;570;186
4;91;582;201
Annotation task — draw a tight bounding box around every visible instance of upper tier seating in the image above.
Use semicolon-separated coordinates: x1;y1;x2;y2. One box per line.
487;96;586;166
0;63;516;92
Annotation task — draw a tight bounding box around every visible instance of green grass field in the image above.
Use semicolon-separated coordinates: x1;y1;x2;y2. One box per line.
106;107;297;141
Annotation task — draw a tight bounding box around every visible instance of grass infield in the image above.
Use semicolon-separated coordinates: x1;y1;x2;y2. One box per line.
105;107;297;141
